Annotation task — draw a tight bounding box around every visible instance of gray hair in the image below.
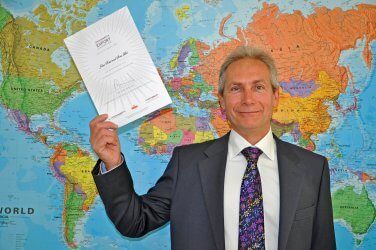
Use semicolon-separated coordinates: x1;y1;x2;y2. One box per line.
218;46;279;96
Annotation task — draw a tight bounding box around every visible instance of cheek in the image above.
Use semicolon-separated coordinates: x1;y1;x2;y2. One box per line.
227;95;241;105
221;96;235;109
226;102;238;113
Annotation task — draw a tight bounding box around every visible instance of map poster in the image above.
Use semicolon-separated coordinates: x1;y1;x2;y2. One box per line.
0;0;375;249
64;6;172;127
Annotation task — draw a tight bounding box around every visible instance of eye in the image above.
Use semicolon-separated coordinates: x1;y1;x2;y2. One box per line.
229;85;240;92
255;84;265;91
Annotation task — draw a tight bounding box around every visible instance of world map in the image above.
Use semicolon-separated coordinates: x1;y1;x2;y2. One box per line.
0;0;375;249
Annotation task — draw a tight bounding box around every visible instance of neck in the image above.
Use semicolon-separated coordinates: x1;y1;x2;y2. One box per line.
233;127;270;145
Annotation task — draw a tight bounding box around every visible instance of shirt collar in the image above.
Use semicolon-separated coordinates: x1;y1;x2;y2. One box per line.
228;128;276;161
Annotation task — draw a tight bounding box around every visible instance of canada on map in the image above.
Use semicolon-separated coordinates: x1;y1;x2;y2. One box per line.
0;0;375;249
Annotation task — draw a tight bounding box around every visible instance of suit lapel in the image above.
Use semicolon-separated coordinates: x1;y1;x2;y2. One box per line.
275;137;305;250
198;133;229;250
196;134;305;250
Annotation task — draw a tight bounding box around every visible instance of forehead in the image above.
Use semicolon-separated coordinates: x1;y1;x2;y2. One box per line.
225;58;270;77
223;58;271;87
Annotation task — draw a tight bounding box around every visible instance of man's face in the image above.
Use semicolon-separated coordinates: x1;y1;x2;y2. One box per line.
218;58;279;140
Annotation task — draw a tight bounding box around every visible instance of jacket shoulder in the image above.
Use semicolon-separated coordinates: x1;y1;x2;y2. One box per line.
275;136;327;162
173;132;229;157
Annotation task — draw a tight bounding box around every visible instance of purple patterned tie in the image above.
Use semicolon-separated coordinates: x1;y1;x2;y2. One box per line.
239;147;264;249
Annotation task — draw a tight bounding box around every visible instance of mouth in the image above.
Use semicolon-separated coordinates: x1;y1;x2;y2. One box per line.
237;110;261;116
238;110;261;114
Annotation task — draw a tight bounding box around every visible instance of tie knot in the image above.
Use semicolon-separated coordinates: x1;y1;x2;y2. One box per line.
241;147;263;163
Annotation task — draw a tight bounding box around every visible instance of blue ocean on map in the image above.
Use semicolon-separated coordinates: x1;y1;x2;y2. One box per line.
317;40;376;249
0;108;64;249
0;0;375;249
54;90;171;249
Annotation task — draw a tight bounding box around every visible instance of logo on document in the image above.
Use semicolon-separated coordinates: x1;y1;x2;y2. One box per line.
95;35;111;49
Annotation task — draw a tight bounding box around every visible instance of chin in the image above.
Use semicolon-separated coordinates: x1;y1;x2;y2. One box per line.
238;121;259;128
239;121;267;130
236;124;259;132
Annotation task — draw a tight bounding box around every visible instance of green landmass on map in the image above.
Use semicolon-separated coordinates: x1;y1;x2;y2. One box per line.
333;185;376;235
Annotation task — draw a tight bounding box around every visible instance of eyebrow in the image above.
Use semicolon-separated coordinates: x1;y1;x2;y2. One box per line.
252;79;266;84
228;79;267;85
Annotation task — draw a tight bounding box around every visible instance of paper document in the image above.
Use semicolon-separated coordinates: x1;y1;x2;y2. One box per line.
64;6;171;127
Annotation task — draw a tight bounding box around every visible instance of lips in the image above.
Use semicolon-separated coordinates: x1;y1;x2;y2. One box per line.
238;110;261;114
237;111;262;118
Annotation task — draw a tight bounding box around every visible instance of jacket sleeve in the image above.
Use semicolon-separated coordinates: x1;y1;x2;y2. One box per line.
92;148;179;238
311;158;336;249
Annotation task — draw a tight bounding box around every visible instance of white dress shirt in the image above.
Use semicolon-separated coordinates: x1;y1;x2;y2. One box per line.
100;129;280;249
224;129;280;250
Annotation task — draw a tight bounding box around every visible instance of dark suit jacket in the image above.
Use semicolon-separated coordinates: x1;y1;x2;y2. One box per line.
92;133;336;250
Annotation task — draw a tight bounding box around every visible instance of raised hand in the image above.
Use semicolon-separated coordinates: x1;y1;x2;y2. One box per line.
89;114;122;170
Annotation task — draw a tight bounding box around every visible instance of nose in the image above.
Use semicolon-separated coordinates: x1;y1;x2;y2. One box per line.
242;88;255;104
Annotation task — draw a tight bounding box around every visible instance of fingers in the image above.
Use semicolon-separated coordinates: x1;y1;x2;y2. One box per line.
92;121;118;133
89;114;121;160
89;114;108;128
90;114;118;130
94;133;119;153
90;114;118;143
91;128;118;145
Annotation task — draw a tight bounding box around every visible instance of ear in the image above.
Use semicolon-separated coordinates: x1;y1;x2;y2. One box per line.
218;93;225;110
272;87;279;109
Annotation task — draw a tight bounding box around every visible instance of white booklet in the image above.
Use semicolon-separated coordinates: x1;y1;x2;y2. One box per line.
64;6;171;127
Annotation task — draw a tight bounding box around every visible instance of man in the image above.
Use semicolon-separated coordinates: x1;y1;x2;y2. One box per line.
90;46;336;250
